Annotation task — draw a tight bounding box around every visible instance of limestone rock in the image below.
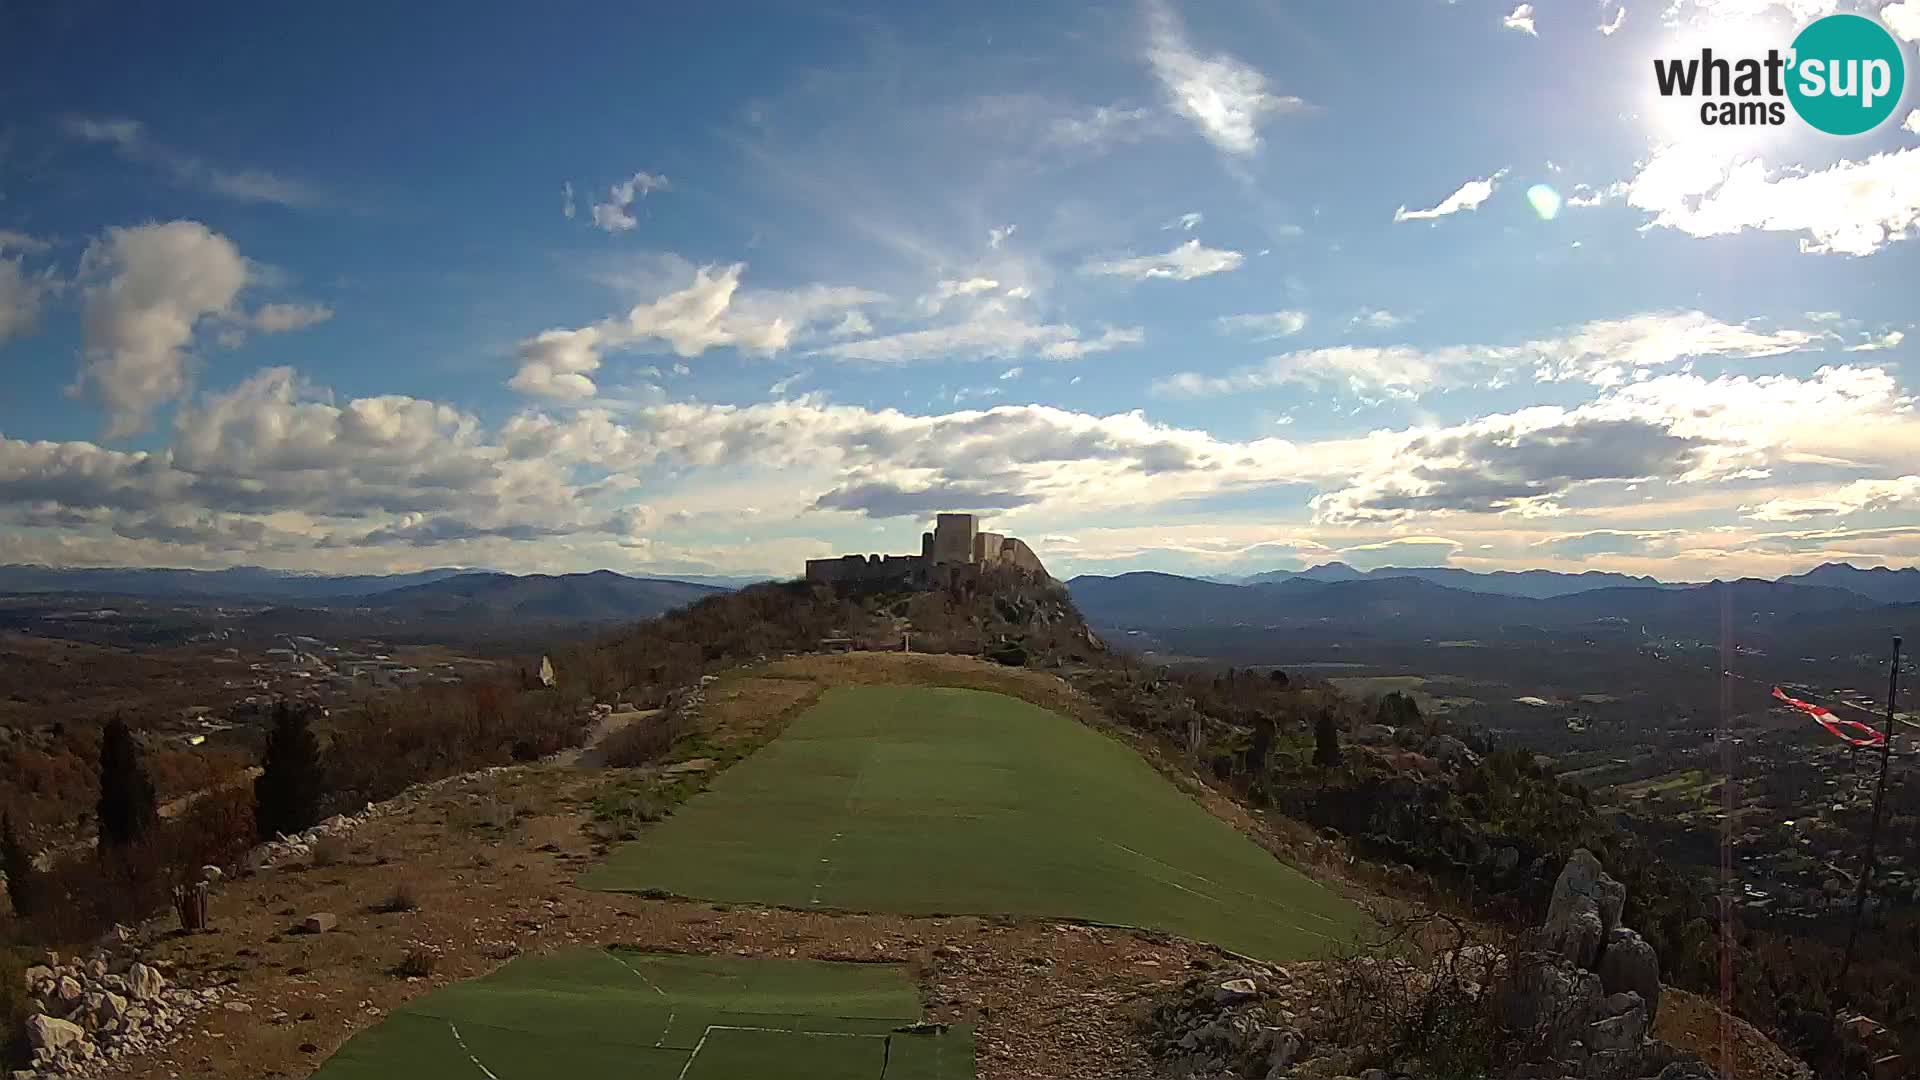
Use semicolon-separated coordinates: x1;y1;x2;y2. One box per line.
1214;977;1259;1004
301;912;338;934
26;1014;85;1054
127;962;164;1001
1544;848;1623;969
1596;926;1661;1021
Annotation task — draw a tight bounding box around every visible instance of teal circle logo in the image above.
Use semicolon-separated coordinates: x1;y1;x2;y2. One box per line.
1787;14;1907;135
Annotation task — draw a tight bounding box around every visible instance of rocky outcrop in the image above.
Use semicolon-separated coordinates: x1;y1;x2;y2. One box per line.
1543;848;1626;970
1145;967;1325;1080
1499;849;1692;1080
13;932;239;1079
1596;927;1661;1021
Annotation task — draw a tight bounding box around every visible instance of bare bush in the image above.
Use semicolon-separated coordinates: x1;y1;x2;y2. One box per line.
391;945;438;979
1319;912;1513;1079
375;882;419;914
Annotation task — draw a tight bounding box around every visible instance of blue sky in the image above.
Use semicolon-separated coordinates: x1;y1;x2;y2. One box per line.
3;0;1920;580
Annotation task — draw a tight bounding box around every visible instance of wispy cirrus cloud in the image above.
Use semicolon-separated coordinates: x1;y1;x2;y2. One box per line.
58;115;324;208
1155;310;1819;399
1218;310;1308;340
1081;238;1244;281
1143;0;1306;155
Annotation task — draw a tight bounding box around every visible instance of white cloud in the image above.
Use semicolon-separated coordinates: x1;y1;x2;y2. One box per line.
1144;0;1305;155
0;230;50;255
58;115;321;208
1904;109;1920;134
1045;104;1154;150
816;316;1140;363
922;276;1001;313
0;256;53;346
76;221;250;436
830;311;873;337
1040;326;1145;360
249;302;333;333
1566;181;1629;207
1626;144;1920;255
1310;365;1912;524
1882;1;1920;41
563;181;576;219
590;171;670;233
1745;475;1920;520
1081;238;1244;281
1349;308;1407;332
1218;310;1308;340
1662;0;1839;19
1504;4;1539;35
509;326;605;400
1848;329;1906;352
1165;212;1204;231
1394;169;1508;222
988;224;1017;249
612;263;878;358
1600;5;1627;34
1155;310;1818;398
1000;366;1024;380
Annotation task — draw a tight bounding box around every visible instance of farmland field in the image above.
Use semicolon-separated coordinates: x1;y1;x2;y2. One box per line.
583;685;1363;961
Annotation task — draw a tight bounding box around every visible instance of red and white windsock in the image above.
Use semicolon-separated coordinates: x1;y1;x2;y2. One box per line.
1771;687;1887;748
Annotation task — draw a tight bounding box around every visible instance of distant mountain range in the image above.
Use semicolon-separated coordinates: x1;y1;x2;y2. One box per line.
1231;562;1682;599
0;564;766;604
1066;562;1914;641
345;570;724;622
1197;560;1920;603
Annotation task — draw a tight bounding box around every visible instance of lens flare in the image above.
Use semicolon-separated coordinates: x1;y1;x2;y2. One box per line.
1526;183;1563;220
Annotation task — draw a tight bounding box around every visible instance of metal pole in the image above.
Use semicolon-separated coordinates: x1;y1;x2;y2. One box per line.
1838;635;1901;987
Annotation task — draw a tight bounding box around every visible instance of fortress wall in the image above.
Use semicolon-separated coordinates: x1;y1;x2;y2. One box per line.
805;553;925;585
973;532;1005;563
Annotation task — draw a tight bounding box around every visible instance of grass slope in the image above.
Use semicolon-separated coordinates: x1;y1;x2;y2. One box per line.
584;685;1364;961
312;949;969;1080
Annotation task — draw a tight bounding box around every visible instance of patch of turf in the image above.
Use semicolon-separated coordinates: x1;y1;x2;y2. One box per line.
582;685;1365;961
310;949;958;1080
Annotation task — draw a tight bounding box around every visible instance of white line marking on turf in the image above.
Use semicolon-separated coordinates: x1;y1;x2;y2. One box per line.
604;949;670;995
677;1023;892;1079
447;1021;501;1080
603;950;676;1046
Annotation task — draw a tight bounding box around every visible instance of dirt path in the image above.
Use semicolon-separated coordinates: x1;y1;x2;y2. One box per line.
550;708;660;768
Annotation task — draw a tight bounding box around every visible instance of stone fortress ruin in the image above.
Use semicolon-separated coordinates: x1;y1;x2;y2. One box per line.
805;513;1048;587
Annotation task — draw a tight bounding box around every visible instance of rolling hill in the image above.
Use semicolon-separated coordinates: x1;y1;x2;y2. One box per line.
349;570;725;621
1066;570;1879;639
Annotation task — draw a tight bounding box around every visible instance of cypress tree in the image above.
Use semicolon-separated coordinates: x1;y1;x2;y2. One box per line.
97;716;158;849
1313;710;1342;769
2;812;35;917
254;700;325;840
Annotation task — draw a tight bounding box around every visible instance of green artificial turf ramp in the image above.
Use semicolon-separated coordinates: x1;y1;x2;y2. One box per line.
582;685;1364;961
310;949;970;1080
